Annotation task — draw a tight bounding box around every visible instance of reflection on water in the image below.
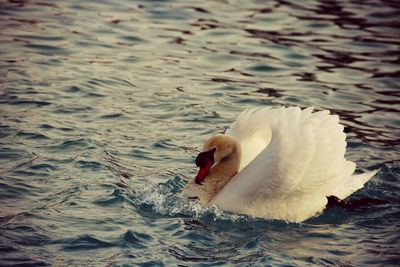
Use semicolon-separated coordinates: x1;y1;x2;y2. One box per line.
0;0;399;266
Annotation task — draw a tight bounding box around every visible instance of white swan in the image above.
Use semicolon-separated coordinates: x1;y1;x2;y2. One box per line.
182;106;378;222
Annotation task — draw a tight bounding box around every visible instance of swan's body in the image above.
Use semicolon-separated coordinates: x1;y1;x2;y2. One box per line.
183;106;378;223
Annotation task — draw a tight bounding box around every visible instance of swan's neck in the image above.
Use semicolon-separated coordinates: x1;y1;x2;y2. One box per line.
201;143;241;204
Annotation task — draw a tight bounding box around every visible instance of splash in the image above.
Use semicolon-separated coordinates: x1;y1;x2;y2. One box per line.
128;176;249;222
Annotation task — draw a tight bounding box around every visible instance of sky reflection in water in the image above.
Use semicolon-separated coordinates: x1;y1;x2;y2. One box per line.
0;0;399;266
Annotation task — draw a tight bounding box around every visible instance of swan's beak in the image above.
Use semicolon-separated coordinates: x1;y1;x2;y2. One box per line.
195;159;213;184
195;148;215;184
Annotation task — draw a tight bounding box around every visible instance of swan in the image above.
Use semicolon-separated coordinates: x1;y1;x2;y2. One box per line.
182;106;378;222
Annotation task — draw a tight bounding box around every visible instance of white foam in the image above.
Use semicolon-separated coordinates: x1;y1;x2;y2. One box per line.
129;179;249;222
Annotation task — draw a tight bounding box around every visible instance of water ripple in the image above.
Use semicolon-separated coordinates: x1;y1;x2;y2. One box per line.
0;0;399;265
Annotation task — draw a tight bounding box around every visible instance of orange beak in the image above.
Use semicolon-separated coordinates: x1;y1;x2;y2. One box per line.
194;148;215;184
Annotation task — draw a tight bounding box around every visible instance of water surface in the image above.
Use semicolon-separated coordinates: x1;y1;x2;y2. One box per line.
0;0;399;266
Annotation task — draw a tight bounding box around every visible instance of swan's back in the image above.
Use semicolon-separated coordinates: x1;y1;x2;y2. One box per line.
213;107;377;222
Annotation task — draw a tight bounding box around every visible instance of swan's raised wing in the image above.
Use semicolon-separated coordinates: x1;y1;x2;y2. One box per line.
213;107;367;222
225;108;273;171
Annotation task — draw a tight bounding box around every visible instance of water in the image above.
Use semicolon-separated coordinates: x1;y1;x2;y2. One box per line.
0;0;399;265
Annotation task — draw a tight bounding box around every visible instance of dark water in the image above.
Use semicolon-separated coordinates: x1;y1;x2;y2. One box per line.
1;0;400;266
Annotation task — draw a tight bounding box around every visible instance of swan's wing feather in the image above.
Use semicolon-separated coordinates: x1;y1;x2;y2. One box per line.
225;107;273;171
212;107;372;222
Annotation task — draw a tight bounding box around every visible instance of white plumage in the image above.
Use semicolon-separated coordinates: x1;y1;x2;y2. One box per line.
185;106;378;222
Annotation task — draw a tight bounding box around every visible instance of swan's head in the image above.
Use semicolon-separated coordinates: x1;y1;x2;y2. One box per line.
195;134;238;184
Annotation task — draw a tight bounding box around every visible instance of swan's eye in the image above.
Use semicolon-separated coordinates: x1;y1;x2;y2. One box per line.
195;148;216;167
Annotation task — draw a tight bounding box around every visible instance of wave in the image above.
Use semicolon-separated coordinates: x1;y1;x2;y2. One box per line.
127;176;252;222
